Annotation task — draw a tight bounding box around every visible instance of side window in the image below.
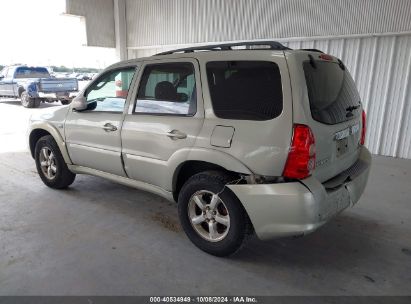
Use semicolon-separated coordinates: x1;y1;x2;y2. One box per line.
6;68;14;78
1;68;9;78
135;62;196;116
206;61;283;120
85;68;136;113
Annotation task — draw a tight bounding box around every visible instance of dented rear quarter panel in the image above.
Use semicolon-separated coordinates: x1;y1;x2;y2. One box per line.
193;50;294;177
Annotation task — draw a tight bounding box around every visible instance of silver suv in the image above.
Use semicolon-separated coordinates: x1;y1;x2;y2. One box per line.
28;41;371;256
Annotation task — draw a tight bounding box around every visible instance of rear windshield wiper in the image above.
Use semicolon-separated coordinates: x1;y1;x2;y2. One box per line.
346;104;360;112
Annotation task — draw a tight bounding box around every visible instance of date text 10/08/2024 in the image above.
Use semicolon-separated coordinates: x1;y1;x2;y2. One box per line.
149;297;258;303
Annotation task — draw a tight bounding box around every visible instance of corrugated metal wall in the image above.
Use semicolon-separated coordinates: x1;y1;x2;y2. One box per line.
125;0;411;159
126;0;411;47
128;34;411;159
284;35;411;159
64;0;411;159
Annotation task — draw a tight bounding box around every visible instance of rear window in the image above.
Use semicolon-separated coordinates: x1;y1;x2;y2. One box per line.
303;60;361;125
206;61;283;120
14;67;50;78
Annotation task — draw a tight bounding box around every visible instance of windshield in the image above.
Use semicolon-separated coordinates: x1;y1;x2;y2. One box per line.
303;60;361;125
14;67;50;79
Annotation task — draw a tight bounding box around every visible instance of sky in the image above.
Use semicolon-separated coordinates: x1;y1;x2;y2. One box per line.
0;0;117;69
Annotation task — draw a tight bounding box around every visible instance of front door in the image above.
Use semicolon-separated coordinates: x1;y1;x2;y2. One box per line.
65;67;137;176
121;59;204;190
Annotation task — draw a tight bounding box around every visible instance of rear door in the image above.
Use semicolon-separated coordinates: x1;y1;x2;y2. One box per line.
121;58;204;190
286;51;363;182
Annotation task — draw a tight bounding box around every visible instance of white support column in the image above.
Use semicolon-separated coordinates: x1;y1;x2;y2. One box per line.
114;0;127;61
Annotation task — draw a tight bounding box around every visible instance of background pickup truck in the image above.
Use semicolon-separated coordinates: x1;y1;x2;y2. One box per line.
0;65;78;108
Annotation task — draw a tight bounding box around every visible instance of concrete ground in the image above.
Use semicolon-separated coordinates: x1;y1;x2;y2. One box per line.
0;99;410;296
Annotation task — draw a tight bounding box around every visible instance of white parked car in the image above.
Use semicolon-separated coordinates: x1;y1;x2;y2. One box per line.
27;41;371;256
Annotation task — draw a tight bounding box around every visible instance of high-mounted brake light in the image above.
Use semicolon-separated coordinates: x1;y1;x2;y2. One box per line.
283;124;316;179
360;110;366;145
319;54;333;61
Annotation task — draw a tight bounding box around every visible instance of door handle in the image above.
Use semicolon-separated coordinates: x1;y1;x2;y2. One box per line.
102;123;117;132
166;130;187;140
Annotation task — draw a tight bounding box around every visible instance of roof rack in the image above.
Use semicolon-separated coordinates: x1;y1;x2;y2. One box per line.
301;48;324;53
155;41;290;55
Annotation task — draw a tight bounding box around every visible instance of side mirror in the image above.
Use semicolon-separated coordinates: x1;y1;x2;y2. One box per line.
71;95;87;111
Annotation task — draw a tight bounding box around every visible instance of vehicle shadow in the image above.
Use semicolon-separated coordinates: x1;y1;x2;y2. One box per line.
3;151;383;273
232;212;381;269
57;172;382;268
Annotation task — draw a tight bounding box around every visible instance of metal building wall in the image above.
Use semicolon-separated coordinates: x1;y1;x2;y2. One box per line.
284;34;411;159
126;0;411;47
66;0;115;47
64;0;411;159
125;0;411;159
128;33;411;159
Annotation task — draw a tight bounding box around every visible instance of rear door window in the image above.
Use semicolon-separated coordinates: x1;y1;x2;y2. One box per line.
135;62;196;116
1;68;9;78
7;68;15;78
206;61;283;121
303;60;361;125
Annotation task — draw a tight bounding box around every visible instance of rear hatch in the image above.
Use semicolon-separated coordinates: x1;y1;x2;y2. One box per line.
39;78;78;93
287;51;363;183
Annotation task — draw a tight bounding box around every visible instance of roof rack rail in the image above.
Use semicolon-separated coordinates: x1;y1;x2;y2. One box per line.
301;48;324;53
155;41;290;56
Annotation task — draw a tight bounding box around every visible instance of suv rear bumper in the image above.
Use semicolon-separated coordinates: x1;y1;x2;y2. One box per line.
227;146;371;240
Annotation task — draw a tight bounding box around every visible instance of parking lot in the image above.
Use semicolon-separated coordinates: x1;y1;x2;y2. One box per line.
0;99;410;295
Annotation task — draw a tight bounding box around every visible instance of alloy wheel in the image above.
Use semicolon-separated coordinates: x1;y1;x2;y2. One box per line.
21;93;29;107
188;190;230;242
39;147;57;180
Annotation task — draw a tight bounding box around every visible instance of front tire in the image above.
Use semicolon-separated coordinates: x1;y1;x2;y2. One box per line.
35;135;76;189
178;171;252;257
21;91;40;108
60;99;71;105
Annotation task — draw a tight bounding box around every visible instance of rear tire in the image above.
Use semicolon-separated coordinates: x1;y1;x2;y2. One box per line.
34;135;76;189
178;171;252;257
21;91;40;108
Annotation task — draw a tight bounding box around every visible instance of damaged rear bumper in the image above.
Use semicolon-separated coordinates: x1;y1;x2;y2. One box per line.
227;146;372;240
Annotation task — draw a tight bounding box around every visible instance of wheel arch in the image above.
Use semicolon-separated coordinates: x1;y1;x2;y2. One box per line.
29;123;72;165
29;129;51;158
17;86;25;97
172;159;249;202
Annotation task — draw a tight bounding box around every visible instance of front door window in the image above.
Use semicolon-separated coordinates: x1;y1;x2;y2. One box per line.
85;68;136;113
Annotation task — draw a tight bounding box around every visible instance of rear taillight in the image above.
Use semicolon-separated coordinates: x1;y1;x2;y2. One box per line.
283;124;316;179
360;110;366;145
